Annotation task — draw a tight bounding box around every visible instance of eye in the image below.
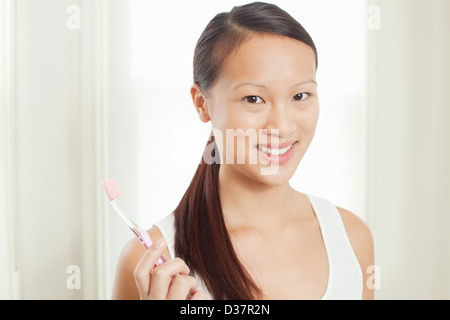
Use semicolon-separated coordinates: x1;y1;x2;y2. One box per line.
293;93;309;101
243;96;264;104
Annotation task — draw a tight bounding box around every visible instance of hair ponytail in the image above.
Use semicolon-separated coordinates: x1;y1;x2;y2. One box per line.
174;132;261;299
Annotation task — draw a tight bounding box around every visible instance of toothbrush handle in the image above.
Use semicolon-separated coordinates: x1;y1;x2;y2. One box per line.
136;226;166;265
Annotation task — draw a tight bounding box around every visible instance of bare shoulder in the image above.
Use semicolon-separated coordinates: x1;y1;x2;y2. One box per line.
111;226;166;299
336;206;375;299
336;206;373;249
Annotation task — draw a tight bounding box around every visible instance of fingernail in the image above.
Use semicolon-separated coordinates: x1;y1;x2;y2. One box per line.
154;238;166;250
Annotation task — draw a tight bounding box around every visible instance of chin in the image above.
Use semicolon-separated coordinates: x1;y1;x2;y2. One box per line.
264;169;295;185
248;161;297;187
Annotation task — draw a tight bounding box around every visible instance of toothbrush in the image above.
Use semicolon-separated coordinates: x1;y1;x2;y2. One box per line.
101;177;165;265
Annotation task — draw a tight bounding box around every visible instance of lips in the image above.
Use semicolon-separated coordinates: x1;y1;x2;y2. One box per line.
255;141;298;166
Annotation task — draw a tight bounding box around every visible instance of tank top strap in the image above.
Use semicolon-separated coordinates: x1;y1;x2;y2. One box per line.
305;193;363;299
153;212;176;259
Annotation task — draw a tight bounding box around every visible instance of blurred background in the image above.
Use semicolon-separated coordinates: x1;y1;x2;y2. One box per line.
0;0;449;299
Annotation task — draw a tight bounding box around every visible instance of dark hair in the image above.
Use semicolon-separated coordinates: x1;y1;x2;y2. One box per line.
174;1;318;300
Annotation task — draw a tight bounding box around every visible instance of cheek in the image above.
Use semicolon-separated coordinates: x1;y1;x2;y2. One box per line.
212;102;258;137
222;127;259;166
226;104;260;130
225;111;263;161
292;106;319;163
208;102;254;164
296;104;320;136
209;101;249;132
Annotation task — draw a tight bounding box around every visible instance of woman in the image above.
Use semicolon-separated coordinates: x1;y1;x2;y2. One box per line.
112;1;374;300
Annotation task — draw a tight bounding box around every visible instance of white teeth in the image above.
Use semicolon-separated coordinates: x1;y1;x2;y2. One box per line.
257;143;294;156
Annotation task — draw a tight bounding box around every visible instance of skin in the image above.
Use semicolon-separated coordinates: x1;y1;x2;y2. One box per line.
112;33;374;300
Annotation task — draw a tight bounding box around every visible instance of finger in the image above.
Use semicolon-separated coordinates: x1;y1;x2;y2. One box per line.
166;274;198;300
190;290;209;300
147;257;191;300
134;238;167;297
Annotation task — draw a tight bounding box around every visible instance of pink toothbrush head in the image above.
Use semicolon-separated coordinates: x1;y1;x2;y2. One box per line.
101;177;122;201
101;178;165;265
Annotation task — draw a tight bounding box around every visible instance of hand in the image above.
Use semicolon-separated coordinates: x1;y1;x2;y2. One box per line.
133;238;208;300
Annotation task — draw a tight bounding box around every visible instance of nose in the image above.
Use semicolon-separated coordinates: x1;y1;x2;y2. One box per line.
263;101;296;140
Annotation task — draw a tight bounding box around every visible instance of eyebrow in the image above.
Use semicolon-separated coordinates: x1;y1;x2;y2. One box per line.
232;79;317;90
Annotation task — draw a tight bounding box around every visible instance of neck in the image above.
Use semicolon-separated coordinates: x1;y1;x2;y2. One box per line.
218;163;298;231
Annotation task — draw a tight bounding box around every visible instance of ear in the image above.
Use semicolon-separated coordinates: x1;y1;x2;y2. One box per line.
190;83;211;123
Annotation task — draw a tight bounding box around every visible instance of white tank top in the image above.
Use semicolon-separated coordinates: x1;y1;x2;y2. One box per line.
153;193;363;300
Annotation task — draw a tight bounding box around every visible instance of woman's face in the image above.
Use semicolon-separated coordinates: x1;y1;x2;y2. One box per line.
196;33;319;186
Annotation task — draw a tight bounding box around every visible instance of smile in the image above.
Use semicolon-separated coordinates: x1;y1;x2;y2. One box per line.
256;143;295;156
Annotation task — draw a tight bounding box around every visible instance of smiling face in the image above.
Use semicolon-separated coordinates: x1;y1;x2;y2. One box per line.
192;33;319;186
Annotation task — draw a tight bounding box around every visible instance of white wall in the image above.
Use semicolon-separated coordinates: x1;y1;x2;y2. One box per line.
14;0;82;299
0;0;126;299
366;0;450;299
0;0;16;299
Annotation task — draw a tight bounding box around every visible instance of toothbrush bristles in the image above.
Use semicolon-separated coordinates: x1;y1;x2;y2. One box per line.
101;178;122;201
